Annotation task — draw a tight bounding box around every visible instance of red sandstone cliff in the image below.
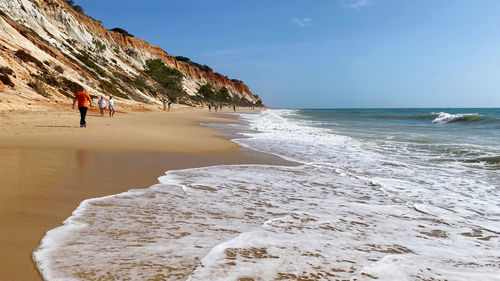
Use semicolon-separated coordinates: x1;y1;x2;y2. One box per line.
0;0;262;110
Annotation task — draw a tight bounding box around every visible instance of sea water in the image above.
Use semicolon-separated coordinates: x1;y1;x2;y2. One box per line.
34;108;500;280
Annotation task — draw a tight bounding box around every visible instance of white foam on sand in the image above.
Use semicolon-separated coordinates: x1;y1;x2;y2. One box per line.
33;164;500;280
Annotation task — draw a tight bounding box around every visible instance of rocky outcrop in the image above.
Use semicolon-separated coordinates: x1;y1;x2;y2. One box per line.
0;0;262;108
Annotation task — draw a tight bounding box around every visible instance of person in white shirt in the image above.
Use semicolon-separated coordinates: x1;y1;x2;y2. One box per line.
97;96;107;117
108;96;115;118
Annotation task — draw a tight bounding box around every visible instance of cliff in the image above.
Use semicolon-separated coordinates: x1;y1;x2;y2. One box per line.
0;0;262;111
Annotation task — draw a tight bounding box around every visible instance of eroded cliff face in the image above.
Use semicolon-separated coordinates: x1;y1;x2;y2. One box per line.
0;0;261;110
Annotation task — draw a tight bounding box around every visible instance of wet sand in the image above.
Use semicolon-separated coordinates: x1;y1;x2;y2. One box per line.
0;108;291;280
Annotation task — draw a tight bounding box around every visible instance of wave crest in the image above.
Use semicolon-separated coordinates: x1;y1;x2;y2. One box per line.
431;112;488;124
374;112;495;124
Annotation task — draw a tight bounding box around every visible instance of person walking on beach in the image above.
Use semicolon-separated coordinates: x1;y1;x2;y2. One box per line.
162;99;167;111
98;96;106;117
72;86;92;127
233;104;236;112
108;96;115;118
168;100;172;111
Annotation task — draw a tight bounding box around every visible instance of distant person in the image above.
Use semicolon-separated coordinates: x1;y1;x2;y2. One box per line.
168;100;172;111
162;99;167;111
219;104;223;112
214;105;218;112
98;96;106;117
233;104;236;112
108;96;115;117
208;104;211;112
72;86;92;127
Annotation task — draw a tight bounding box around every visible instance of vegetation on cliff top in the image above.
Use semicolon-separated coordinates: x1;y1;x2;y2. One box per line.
174;56;246;88
64;0;84;14
230;78;244;84
109;28;134;38
174;56;212;72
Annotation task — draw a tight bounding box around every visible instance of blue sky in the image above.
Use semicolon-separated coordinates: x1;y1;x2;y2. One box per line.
79;0;500;108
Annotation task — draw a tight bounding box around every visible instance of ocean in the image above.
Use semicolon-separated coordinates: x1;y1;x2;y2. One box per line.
34;108;500;280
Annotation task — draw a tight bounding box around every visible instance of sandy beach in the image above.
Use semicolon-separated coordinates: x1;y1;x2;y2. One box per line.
0;106;290;280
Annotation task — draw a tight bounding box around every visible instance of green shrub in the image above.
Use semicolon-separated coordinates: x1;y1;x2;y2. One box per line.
175;56;212;72
73;5;84;13
74;51;95;68
109;28;134;37
198;85;231;102
100;80;128;99
92;39;106;53
230;78;243;84
192;63;212;72
134;76;153;91
64;0;84;14
74;51;106;77
198;84;215;100
216;87;231;102
144;59;184;97
175;56;190;62
188;61;211;72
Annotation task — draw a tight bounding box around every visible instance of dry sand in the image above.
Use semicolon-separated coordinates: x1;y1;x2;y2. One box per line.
0;105;291;280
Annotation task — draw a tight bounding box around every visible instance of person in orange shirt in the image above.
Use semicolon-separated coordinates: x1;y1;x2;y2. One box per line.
72;86;92;127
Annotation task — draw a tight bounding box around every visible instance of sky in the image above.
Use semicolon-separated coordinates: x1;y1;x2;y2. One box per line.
77;0;500;108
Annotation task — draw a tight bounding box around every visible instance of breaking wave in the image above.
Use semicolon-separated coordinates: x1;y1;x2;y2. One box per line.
375;112;494;124
431;112;490;124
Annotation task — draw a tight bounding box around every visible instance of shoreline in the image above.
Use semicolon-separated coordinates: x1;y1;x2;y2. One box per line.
0;107;292;280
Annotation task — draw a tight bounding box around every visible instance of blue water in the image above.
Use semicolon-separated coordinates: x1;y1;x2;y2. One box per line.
293;108;500;165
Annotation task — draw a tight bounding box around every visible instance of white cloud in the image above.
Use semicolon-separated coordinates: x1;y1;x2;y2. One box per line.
291;17;312;27
340;0;374;9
